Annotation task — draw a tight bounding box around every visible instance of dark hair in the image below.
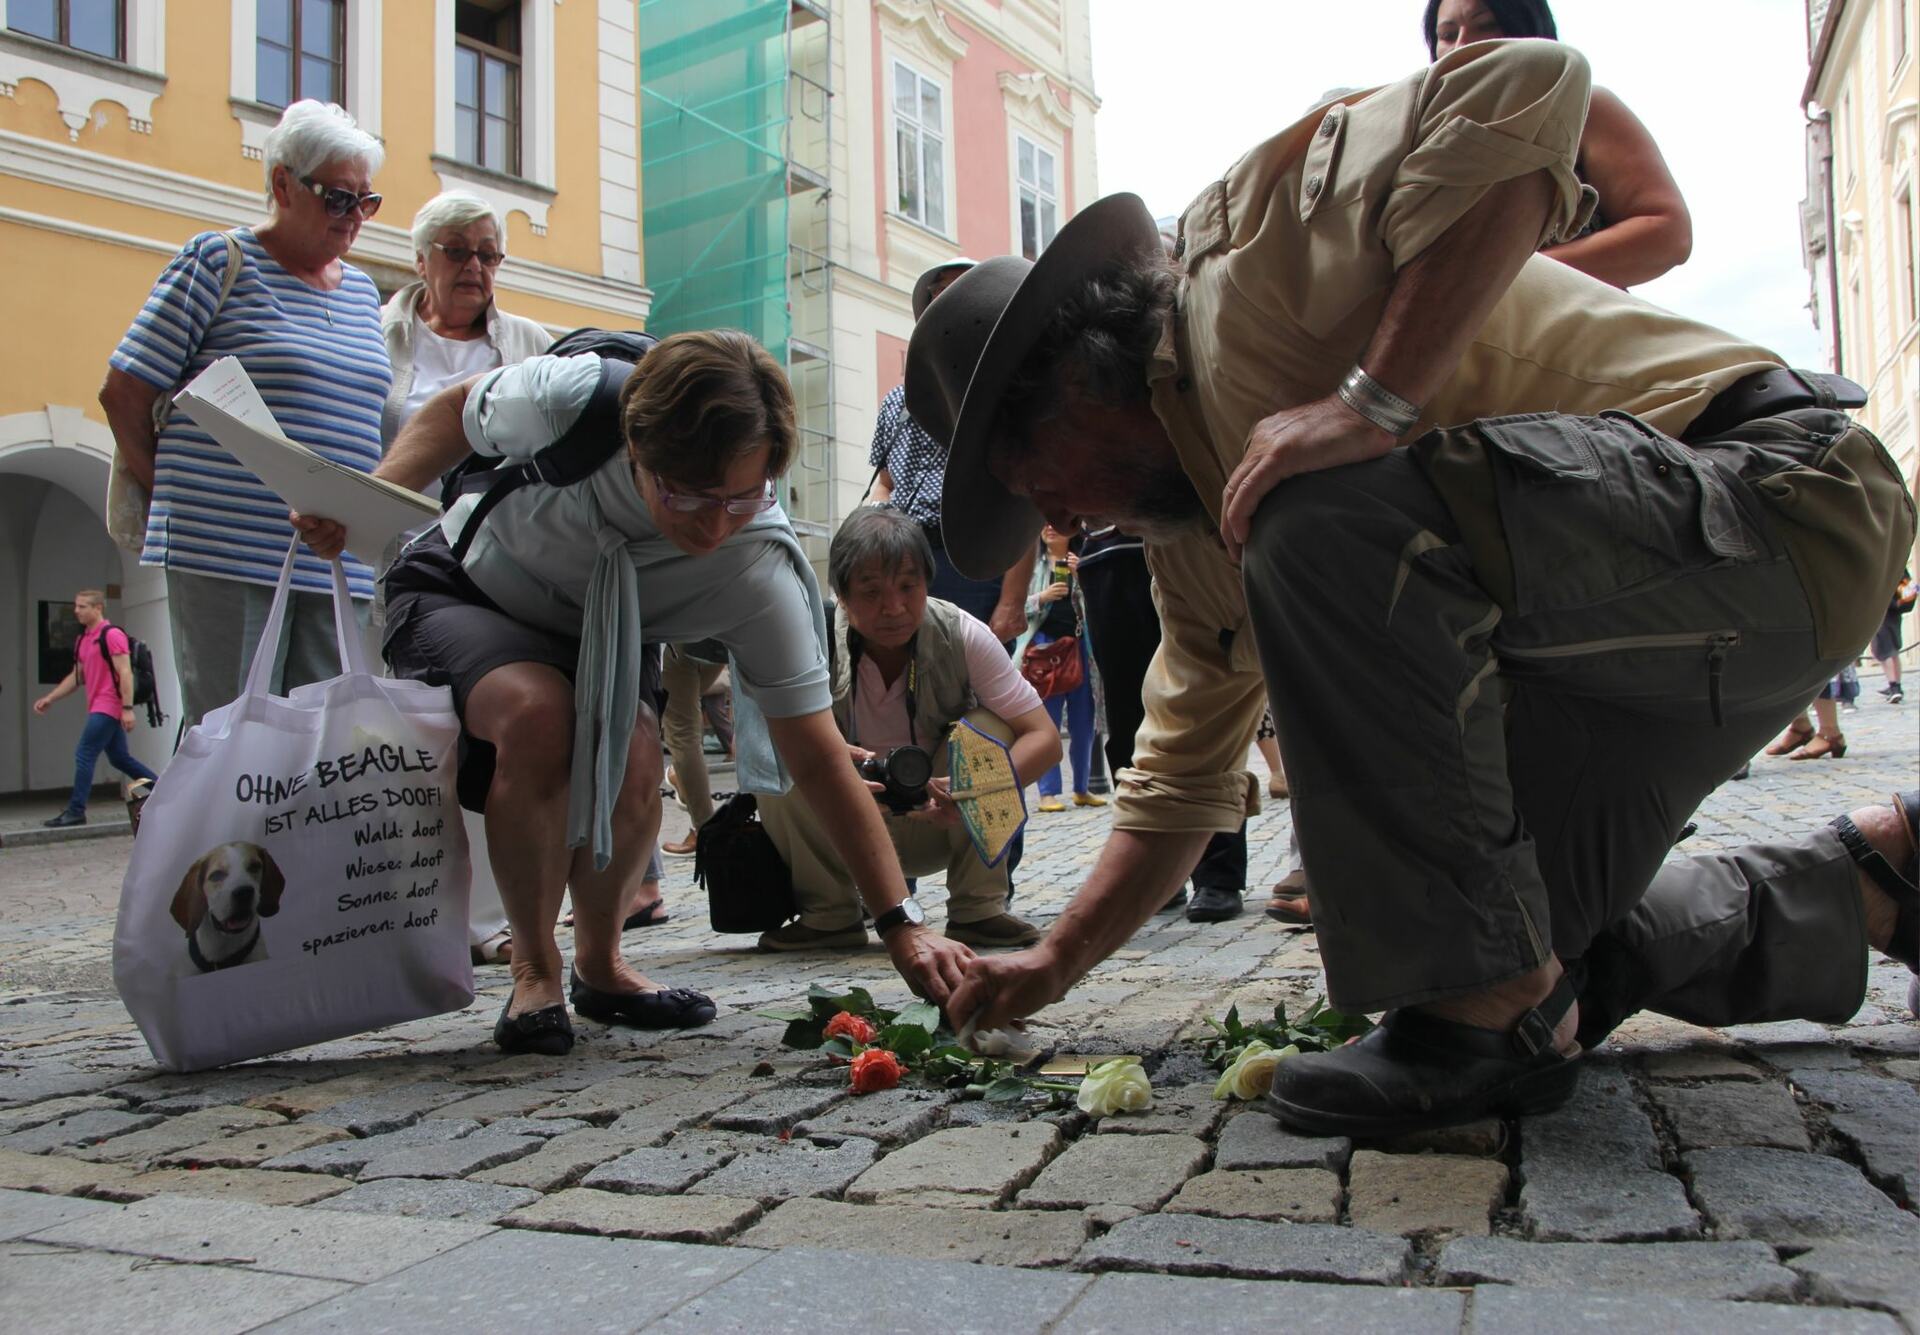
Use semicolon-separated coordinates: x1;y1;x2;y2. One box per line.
1421;0;1558;60
620;330;797;490
828;505;935;598
989;254;1179;455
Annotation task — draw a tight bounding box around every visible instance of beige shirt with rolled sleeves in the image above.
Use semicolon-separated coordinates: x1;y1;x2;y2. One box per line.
1112;38;1806;839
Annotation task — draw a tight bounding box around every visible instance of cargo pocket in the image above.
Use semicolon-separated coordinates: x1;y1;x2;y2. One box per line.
1472;412;1763;618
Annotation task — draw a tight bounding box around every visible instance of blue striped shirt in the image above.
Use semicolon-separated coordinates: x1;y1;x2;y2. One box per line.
110;229;391;598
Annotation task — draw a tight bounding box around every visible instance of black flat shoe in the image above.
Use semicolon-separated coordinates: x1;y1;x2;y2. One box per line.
622;900;669;930
1264;973;1580;1139
1186;885;1244;923
1832;790;1919;971
569;970;716;1029
493;994;574;1055
42;810;85;828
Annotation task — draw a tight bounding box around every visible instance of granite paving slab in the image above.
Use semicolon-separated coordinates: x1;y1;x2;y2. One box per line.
68;1104;286;1164
792;1087;953;1146
262;1119;482;1176
0;1094;123;1131
581;1141;738;1195
0;1242;352;1335
256;1230;763;1333
100;1166;354;1206
1076;1213;1412;1284
165;1122;352;1168
0;1184;119;1239
1436;1236;1796;1301
736;1197;1091;1267
0;1145;137;1195
643;1246;1092;1335
298;1081;473;1135
356;1129;542;1181
1789;1241;1920;1329
686;1135;879;1203
311;1177;543;1222
707;1084;846;1133
1016;1132;1209;1211
1053;1272;1464;1335
844;1124;1062;1207
501;1189;766;1244
1212;1111;1350;1171
1684;1146;1920;1247
1788;1069;1920;1201
468;1128;633;1191
1346;1150;1508;1238
0;1108;164;1154
1162;1167;1342;1223
1463;1284;1902;1333
1648;1080;1811;1151
24;1193;493;1283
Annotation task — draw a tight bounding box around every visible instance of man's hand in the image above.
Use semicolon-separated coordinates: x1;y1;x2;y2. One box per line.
988;600;1026;642
1220;395;1396;563
846;743;884;796
121;708;136;733
31;695;51;715
290;511;348;561
884;925;974;1005
948;946;1072;1032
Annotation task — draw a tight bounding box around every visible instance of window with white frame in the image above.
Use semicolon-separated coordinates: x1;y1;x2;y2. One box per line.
1015;133;1058;259
7;0;122;60
455;0;520;177
1898;186;1917;328
256;0;344;109
893;60;946;234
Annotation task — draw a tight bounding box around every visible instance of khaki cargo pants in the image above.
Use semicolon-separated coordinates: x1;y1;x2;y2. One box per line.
758;708;1015;931
1243;407;1914;1030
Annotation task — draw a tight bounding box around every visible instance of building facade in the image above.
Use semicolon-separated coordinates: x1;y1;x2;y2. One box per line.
0;0;650;798
1801;0;1919;563
640;0;1097;565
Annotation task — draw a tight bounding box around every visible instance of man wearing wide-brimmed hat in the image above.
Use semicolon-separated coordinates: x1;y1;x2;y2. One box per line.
913;38;1918;1136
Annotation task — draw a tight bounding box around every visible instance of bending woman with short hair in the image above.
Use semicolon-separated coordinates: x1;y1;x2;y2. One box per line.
296;332;975;1053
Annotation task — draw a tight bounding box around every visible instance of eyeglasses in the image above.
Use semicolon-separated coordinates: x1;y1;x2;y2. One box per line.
299;176;383;219
431;241;506;269
651;472;778;515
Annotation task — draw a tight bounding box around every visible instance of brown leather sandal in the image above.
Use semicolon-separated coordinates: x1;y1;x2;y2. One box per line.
1764;718;1816;755
1789;733;1848;760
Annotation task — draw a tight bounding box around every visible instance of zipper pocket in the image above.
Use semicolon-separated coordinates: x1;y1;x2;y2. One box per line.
1503;630;1743;726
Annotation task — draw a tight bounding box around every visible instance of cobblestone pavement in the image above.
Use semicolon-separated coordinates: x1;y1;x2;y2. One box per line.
2;691;1916;1332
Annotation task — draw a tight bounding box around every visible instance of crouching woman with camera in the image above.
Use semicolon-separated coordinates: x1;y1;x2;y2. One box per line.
294;340;975;1053
757;506;1062;953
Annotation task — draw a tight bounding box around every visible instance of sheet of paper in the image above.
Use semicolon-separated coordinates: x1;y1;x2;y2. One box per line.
175;358;437;561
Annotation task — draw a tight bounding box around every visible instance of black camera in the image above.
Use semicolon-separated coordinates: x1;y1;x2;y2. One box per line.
857;745;934;814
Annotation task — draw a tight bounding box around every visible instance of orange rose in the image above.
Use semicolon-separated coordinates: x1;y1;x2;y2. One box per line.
849;1048;904;1093
824;1012;878;1045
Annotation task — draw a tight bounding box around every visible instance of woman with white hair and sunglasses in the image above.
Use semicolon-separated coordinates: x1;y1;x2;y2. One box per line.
101;100;391;726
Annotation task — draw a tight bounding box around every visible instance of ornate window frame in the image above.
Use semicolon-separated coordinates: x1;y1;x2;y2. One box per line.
0;2;166;139
229;0;382;161
431;0;556;235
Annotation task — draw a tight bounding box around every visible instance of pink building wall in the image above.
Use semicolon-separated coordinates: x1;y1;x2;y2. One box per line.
877;332;911;397
869;8;1078;285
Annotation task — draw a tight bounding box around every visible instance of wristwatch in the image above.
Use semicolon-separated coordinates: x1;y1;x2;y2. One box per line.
873;898;927;938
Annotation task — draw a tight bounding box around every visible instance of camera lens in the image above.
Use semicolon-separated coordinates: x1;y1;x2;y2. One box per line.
887;746;933;790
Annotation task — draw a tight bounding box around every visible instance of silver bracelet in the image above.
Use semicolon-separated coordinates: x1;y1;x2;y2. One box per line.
1336;365;1422;437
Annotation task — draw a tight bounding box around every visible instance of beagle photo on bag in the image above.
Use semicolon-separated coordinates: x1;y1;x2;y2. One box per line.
170;842;286;974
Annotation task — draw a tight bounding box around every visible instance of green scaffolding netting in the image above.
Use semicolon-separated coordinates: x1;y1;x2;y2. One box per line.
639;0;790;362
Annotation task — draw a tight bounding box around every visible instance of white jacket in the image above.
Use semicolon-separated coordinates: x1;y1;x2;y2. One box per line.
379;282;553;446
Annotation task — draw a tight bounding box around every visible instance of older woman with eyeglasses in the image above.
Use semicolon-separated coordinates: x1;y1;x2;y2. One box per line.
100;100;391;727
380;192;551;447
295;333;978;1054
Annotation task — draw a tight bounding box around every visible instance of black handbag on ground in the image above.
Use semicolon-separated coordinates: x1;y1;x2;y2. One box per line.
693;792;797;933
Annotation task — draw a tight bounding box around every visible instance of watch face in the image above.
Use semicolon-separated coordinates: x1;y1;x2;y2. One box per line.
899;898;927;927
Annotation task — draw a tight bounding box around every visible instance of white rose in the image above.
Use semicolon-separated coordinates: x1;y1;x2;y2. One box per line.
1077;1056;1153;1116
1213;1040;1298;1100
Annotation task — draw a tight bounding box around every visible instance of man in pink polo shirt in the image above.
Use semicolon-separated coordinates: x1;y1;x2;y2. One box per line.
33;590;159;828
756;506;1063;951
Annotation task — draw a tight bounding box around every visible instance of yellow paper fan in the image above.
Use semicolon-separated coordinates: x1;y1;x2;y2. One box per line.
946;718;1028;867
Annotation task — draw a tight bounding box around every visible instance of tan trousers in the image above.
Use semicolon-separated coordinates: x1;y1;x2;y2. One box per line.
662;646;726;828
759;709;1014;930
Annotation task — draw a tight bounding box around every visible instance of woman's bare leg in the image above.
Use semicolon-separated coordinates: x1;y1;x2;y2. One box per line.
568;707;667;994
465;663;577;1017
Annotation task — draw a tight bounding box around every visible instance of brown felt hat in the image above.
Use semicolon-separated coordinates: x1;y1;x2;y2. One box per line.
904;192;1163;579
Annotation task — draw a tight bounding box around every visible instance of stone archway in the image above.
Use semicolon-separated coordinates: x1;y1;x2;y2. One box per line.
0;408;176;794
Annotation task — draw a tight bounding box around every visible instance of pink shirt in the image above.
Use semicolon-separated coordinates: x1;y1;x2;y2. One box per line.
78;623;130;717
850;611;1042;752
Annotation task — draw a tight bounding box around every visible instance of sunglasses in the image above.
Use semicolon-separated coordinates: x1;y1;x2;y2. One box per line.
299;175;382;219
651;472;778;515
431;241;506;269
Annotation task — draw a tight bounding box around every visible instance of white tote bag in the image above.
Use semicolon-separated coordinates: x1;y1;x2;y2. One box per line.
114;543;474;1071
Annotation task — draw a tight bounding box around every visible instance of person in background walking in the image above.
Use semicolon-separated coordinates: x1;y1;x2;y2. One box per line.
34;591;159;828
1872;570;1912;705
1026;525;1104;814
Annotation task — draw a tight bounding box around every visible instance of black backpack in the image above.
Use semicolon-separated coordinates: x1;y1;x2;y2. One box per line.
87;622;164;728
693;792;797;933
439;327;660;561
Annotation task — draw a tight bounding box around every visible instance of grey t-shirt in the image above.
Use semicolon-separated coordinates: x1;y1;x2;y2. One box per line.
444;354;829;720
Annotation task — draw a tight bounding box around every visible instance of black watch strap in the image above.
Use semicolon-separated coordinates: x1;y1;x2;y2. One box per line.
873;900;923;936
